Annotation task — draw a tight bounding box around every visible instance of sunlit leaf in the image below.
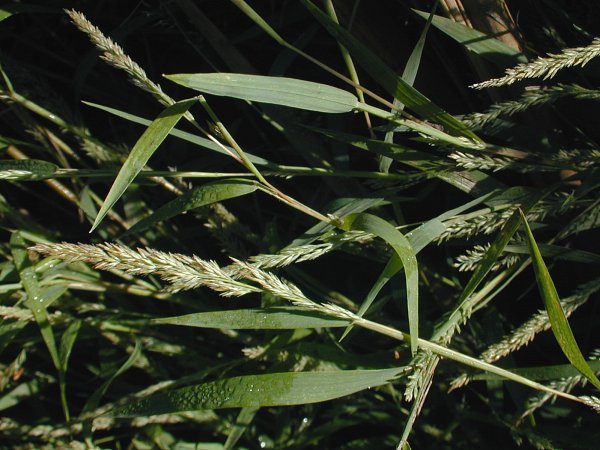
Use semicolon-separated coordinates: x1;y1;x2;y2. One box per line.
91;98;198;232
153;307;350;329
165;73;358;113
413;9;527;67
110;367;404;417
126;179;260;235
520;210;600;389
343;213;419;355
301;0;478;140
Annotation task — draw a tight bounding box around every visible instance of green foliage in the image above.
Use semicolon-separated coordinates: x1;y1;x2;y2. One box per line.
0;1;599;449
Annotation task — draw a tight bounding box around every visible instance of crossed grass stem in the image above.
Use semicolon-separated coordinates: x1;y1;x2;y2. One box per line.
30;242;594;410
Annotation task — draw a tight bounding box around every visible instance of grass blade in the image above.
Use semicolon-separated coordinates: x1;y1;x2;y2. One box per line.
83;101;272;166
126;179;260;235
153;307;350;330
301;0;478;141
520;210;600;389
342;192;496;341
82;341;142;415
413;10;527;67
165;73;358;113
91;98;198;232
109;367;404;417
223;407;260;450
10;231;68;419
343;213;419;355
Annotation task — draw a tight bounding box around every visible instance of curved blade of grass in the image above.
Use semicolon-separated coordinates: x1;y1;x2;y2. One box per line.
342;192;497;341
0;159;58;181
109;367;404;417
10;232;59;367
223;407;260;450
153;307;350;329
413;10;527;67
301;0;478;141
456;191;546;306
520;210;600;390
82;340;142;415
125;179;259;235
91;97;198;232
381;5;436;173
10;231;70;420
343;213;419;355
59;319;81;372
83;101;272;166
165;73;358;113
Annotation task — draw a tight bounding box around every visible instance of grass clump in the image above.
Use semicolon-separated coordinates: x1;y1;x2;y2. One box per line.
0;1;599;449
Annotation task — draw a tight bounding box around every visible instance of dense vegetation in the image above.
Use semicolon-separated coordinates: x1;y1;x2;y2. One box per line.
1;1;599;448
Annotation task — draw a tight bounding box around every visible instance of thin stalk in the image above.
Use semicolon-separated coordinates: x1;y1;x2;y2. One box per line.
355;317;584;404
358;102;480;148
47;168;414;181
323;0;374;136
197;97;335;225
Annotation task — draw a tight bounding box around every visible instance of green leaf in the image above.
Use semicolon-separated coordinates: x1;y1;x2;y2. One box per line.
109;367;403;417
223;407;259;450
457;192;545;305
0;159;58;180
301;0;478;141
91;98;198;232
82;341;142;415
82;101;272;166
126;179;260;235
10;232;59;368
413;10;527;67
0;379;44;411
381;5;435;172
342;192;496;341
59;320;81;372
165;73;358;113
343;213;419;355
520;210;600;390
153;307;350;329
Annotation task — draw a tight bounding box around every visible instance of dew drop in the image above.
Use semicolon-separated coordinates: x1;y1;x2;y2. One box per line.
302;417;309;424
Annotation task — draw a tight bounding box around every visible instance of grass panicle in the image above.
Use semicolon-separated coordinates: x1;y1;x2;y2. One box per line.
473;37;600;88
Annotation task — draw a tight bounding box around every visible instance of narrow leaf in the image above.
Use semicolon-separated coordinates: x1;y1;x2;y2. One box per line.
10;232;59;368
59;320;81;372
126;179;259;235
413;10;527;67
343;213;419;355
109;367;403;417
342;192;496;341
301;0;478;141
82;341;142;414
165;73;358;113
91;98;197;232
83;101;272;166
153;307;350;329
520;210;600;390
457;192;545;304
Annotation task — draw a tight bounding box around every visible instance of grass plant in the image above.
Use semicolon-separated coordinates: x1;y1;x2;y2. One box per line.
0;1;598;448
